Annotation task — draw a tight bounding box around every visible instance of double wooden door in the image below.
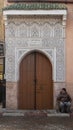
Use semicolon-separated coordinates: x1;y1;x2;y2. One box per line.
18;52;53;109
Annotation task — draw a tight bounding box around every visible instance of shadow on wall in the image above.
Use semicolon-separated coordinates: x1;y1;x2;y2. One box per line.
0;79;6;108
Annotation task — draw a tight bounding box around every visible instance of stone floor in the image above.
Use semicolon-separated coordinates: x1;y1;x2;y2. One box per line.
0;109;72;130
0;114;73;130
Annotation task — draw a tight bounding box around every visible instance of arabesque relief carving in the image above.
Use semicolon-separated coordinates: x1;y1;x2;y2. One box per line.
5;16;65;82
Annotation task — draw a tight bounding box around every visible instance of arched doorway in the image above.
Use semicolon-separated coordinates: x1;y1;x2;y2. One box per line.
18;51;53;109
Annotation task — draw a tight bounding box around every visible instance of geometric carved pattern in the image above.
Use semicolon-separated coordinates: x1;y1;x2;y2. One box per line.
18;24;27;37
42;24;52;38
30;24;40;38
7;22;16;37
54;23;63;38
5;16;65;82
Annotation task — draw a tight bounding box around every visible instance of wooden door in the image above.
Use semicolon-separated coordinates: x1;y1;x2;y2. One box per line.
18;52;53;109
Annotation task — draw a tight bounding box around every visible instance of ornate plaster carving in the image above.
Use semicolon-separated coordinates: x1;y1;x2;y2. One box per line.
5;16;65;82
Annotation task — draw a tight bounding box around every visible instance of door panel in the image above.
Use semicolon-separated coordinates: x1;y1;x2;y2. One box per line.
36;53;53;109
18;53;35;109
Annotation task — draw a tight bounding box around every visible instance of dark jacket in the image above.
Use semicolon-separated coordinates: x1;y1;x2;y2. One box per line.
57;91;72;103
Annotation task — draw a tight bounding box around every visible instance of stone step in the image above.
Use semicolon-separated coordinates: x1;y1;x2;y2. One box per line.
47;113;70;117
0;109;70;117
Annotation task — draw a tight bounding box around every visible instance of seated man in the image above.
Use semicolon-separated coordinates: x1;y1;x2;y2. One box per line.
57;88;72;113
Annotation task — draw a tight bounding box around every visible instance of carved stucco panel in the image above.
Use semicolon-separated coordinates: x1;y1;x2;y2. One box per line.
5;55;15;81
5;41;15;81
7;17;62;39
7;22;16;38
17;24;28;38
56;47;65;81
41;23;53;38
8;16;61;25
5;16;65;82
30;23;40;38
54;23;63;38
16;39;28;47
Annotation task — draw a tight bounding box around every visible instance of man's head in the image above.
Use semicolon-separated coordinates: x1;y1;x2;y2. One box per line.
61;88;67;94
62;88;66;92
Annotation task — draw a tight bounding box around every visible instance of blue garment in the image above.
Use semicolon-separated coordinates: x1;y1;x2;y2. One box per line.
59;101;71;113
